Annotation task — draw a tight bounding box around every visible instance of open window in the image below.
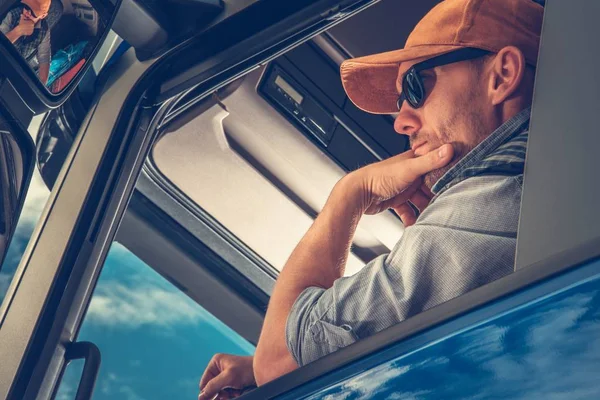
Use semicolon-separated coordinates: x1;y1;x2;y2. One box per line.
144;0;437;287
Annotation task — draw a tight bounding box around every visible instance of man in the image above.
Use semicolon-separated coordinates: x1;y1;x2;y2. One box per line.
199;0;543;398
0;0;53;85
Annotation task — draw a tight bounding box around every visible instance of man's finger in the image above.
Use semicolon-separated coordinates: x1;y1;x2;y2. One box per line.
199;372;235;400
404;144;454;180
382;179;421;209
393;203;416;227
420;183;434;200
199;356;222;390
409;189;430;213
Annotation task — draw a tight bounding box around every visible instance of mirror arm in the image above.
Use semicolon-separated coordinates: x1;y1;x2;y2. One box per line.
87;0;115;24
111;0;169;54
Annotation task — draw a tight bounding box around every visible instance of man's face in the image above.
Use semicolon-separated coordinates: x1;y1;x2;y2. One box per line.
393;55;494;189
21;0;51;23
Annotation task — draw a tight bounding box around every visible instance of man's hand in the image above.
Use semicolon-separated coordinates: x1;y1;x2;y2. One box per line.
16;12;35;36
336;144;453;225
5;12;35;43
391;180;434;227
253;144;454;385
199;354;256;400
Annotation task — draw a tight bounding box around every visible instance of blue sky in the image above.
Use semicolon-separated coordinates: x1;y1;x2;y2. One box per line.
1;167;254;400
57;242;254;400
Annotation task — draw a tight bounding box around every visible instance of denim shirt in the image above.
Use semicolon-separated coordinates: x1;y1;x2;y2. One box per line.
286;107;531;367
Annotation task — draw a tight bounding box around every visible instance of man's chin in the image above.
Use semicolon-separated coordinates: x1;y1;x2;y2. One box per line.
424;165;452;190
423;173;438;190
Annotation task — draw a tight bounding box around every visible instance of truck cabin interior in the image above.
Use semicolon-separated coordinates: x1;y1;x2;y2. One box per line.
118;0;446;345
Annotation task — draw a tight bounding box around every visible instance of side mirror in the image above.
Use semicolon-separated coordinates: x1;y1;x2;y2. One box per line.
0;109;34;269
0;0;119;112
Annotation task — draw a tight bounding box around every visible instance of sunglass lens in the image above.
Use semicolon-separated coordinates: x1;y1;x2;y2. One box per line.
404;71;424;107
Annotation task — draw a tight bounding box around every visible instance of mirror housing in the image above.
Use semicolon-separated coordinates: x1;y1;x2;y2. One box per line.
0;0;121;113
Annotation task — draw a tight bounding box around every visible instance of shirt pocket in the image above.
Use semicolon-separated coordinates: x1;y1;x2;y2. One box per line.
309;320;359;352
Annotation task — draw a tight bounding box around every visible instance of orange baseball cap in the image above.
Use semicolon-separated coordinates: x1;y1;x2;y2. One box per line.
340;0;544;114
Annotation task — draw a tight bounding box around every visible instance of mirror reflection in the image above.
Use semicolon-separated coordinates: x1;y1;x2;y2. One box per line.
0;0;109;93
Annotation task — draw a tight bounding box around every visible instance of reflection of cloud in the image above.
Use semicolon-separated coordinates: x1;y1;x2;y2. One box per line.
341;364;411;398
306;363;418;400
470;291;600;400
321;392;352;400
303;279;600;400
459;324;507;360
86;280;205;328
387;390;432;400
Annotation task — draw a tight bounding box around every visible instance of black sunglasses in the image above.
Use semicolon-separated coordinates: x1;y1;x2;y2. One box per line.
397;47;492;110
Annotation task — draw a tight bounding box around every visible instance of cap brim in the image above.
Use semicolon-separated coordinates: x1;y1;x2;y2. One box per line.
340;45;464;114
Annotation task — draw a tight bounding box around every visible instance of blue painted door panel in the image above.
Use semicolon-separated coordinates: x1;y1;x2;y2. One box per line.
278;258;600;399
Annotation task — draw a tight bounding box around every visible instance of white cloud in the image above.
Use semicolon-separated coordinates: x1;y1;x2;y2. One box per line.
55;380;75;400
80;242;255;355
1;169;50;279
118;385;146;400
19;169;50;223
85;281;206;329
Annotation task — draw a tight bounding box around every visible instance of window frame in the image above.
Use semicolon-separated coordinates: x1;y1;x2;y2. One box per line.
141;145;277;296
116;189;269;343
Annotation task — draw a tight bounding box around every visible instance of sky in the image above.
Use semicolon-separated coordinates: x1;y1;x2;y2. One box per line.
0;144;254;400
56;242;254;400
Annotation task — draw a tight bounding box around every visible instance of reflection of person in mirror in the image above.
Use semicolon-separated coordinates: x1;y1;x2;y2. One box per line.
0;0;54;85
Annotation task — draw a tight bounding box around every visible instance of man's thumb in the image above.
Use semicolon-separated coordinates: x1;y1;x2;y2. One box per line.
199;372;233;400
412;144;454;176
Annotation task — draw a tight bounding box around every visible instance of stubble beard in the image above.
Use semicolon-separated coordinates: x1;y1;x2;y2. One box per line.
421;104;489;190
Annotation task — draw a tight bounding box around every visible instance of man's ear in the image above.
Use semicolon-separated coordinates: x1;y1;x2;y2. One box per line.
488;46;527;106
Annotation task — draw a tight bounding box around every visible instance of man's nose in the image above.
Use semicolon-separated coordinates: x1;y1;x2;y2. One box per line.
393;103;422;136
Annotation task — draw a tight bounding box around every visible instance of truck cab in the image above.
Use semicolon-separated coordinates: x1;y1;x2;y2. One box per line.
1;0;599;399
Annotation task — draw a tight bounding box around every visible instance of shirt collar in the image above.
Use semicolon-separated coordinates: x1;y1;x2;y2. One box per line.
431;106;532;195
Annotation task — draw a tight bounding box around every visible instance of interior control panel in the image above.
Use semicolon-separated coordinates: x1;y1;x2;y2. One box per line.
260;65;336;147
258;42;408;172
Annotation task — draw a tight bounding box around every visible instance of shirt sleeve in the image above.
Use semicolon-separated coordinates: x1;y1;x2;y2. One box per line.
0;10;17;34
285;175;522;367
37;29;51;65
